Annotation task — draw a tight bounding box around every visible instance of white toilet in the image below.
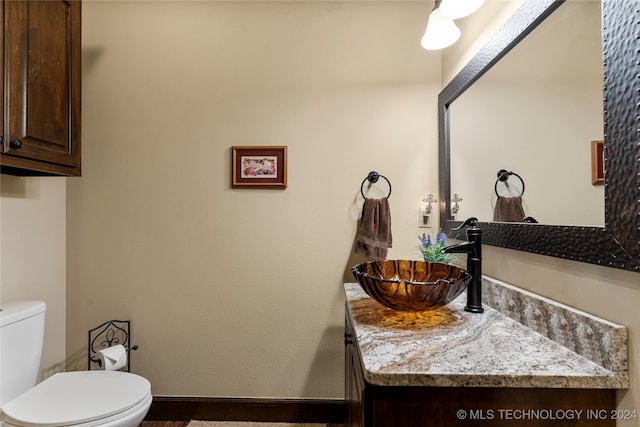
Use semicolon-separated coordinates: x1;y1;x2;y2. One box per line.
0;301;152;427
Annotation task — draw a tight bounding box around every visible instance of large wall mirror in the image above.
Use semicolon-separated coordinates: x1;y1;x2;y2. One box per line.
439;0;639;272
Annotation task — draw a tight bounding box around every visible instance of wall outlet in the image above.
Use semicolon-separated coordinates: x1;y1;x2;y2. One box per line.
418;208;431;228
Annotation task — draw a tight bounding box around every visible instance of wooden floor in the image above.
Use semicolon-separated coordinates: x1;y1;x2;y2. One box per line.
143;423;189;427
142;423;342;427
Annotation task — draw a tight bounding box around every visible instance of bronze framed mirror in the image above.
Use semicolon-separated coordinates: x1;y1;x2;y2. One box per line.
438;0;639;272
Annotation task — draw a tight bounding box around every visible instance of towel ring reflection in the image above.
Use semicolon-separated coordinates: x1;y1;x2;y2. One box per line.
360;171;391;199
495;169;525;197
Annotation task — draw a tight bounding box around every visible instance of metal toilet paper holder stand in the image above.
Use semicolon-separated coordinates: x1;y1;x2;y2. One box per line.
88;319;139;372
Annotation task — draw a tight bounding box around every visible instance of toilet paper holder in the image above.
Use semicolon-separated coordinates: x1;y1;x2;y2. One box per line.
88;319;139;372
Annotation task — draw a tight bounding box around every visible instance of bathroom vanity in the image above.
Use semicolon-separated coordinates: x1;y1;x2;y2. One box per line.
344;280;628;427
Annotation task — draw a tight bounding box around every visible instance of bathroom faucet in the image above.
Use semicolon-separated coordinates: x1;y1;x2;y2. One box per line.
443;217;483;313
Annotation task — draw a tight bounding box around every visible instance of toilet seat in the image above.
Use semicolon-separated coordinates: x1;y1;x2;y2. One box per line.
1;371;151;427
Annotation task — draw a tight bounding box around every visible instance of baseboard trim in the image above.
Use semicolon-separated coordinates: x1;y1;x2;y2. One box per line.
144;396;345;424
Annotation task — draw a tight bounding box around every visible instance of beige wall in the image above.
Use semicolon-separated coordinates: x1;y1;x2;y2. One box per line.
0;176;67;380
444;1;640;426
68;0;441;398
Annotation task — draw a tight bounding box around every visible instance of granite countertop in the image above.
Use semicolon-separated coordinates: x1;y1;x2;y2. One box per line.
345;279;628;389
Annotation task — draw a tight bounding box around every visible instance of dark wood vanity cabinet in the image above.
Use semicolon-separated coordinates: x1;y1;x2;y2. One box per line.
345;314;366;427
1;0;82;176
345;311;616;427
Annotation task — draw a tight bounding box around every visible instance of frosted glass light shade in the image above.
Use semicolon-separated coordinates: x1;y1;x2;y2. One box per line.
421;9;461;50
439;0;485;20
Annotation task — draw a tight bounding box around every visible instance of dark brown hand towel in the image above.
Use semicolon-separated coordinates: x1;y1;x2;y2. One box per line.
493;196;526;222
355;198;392;260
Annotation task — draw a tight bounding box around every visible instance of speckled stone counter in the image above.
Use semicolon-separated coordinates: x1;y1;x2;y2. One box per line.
344;278;628;389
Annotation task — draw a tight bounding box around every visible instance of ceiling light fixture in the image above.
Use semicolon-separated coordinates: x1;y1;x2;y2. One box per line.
420;1;461;50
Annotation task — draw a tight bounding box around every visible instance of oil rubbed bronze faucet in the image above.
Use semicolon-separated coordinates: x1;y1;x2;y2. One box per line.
443;217;483;313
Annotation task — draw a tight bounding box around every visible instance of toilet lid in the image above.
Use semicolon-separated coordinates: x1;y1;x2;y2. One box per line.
1;371;151;427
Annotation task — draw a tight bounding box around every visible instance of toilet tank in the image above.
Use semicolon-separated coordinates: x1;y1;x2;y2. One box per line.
0;301;46;407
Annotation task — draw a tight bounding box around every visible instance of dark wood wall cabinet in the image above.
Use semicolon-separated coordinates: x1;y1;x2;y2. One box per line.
1;0;81;176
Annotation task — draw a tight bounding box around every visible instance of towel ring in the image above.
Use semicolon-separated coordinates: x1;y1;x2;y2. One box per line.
360;171;391;199
495;169;525;197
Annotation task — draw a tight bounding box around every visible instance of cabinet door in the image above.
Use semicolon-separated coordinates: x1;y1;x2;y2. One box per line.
348;347;366;427
345;316;366;427
2;0;81;176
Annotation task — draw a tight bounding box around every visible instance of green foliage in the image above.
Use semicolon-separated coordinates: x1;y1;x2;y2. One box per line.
418;230;455;263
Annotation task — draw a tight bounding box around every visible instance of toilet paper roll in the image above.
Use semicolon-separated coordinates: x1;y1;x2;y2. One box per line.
97;344;127;371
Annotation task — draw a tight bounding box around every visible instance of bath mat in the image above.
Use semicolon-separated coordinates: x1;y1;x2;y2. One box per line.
188;421;328;427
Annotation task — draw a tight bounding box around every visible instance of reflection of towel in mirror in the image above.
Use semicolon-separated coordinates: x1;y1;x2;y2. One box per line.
493;196;526;222
355;198;392;260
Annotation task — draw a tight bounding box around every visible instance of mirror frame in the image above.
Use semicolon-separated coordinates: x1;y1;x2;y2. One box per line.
439;0;640;272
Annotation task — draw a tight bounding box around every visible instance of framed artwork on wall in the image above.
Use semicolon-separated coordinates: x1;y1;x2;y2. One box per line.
232;146;287;188
591;140;604;185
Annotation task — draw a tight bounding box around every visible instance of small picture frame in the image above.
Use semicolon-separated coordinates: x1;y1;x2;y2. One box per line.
232;146;287;188
591;140;604;185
